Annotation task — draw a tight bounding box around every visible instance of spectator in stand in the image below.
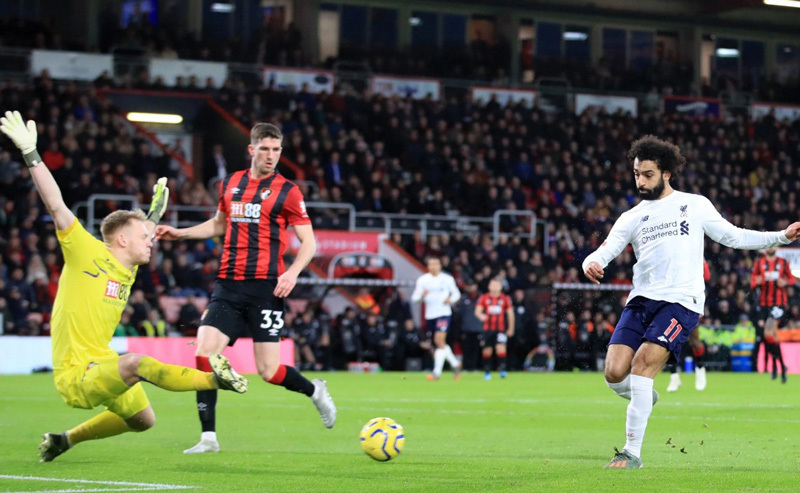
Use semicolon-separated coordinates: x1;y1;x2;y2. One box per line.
141;308;167;337
396;318;432;371
453;280;484;371
176;294;202;336
115;308;139;337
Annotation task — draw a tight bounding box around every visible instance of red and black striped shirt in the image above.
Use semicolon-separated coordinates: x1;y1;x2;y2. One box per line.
750;255;795;307
217;170;311;281
477;293;513;332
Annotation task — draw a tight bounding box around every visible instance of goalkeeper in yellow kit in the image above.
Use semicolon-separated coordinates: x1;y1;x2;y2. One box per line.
0;111;249;462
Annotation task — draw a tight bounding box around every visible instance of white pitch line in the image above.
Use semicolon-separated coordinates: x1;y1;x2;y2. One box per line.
6;489;167;493
0;475;196;491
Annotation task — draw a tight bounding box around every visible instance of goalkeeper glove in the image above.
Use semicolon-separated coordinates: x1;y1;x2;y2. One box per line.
146;177;170;224
0;110;42;167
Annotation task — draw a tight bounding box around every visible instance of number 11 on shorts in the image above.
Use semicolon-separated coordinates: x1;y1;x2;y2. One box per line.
664;318;683;342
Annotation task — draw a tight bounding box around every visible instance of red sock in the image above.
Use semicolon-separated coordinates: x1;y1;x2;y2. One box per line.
196;356;212;372
692;346;705;358
765;336;776;344
268;364;287;384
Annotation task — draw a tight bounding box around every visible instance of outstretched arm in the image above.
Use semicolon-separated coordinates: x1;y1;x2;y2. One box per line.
582;214;634;284
155;210;227;241
702;196;798;249
274;223;316;298
0;111;75;231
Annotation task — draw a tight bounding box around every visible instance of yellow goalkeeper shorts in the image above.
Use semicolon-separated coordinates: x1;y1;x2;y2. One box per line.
55;356;150;419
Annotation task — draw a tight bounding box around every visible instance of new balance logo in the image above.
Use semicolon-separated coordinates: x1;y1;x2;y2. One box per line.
641;215;649;222
680;221;689;235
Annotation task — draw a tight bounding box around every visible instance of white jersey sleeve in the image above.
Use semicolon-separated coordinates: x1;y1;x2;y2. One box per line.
699;196;790;249
582;211;637;272
446;275;461;305
411;274;427;303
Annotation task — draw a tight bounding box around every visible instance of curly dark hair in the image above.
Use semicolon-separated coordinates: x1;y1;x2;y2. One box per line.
627;135;686;175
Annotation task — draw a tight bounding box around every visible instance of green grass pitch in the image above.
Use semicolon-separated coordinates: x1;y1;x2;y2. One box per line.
1;371;798;492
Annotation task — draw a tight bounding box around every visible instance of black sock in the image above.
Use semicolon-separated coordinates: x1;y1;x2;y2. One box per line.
664;362;677;374
269;364;315;397
772;345;786;374
498;354;507;372
483;355;492;373
197;390;217;433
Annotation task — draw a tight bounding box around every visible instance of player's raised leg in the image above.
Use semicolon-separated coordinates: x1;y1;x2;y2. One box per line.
120;353;247;393
443;341;462;380
255;341;336;428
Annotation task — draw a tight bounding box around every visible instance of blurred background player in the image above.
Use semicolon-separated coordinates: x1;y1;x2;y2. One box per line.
411;256;462;380
583;135;800;469
666;259;711;392
751;247;794;383
155;122;335;454
475;278;515;380
0;111;247;463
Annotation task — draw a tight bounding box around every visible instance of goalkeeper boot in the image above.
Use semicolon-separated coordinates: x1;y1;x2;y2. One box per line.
311;379;337;428
603;447;643;469
39;432;70;462
209;354;248;394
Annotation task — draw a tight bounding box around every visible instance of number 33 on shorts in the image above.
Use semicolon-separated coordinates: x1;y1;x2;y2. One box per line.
260;309;285;337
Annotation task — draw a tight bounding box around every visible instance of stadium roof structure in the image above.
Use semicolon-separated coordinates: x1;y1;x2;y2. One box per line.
429;0;800;34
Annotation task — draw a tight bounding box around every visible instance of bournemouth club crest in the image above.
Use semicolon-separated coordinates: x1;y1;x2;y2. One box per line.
260;188;272;200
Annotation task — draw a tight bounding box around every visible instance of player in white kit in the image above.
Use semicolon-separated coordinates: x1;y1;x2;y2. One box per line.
582;135;800;469
412;257;462;380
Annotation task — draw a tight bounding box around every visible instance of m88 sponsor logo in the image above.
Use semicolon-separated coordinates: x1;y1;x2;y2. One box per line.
230;201;262;223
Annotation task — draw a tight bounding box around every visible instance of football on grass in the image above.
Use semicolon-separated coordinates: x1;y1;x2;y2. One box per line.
359;417;405;461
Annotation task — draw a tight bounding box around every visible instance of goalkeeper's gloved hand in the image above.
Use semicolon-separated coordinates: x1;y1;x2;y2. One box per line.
0;110;42;167
146;177;170;224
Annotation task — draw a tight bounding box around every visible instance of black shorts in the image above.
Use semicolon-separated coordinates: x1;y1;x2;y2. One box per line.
481;330;508;347
758;305;789;328
201;279;286;345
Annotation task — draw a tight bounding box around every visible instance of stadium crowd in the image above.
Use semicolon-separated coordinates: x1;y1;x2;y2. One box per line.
2;68;800;371
2;13;800;102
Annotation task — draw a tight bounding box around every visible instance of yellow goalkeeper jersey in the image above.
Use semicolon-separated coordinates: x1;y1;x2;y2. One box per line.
51;219;138;374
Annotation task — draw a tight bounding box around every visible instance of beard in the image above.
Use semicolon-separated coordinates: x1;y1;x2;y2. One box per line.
637;176;665;200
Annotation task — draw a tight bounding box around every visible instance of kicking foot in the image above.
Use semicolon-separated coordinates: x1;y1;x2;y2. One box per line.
667;373;682;393
483;372;492;380
39;432;70;462
209;354;248;393
604;447;643;469
311;379;337;428
499;370;507;379
426;374;440;381
454;363;462;381
183;439;220;454
695;367;706;391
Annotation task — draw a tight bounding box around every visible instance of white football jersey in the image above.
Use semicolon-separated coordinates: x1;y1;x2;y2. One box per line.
411;272;461;320
583;190;790;314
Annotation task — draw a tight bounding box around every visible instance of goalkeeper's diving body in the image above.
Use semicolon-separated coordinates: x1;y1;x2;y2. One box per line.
582;135;800;469
0;111;249;462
